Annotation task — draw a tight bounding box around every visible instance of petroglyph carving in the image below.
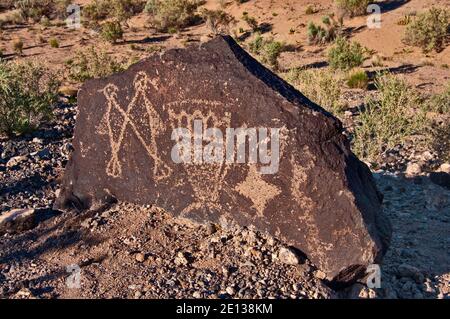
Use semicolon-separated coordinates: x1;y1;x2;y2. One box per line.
235;165;281;217
168;106;232;216
98;72;171;181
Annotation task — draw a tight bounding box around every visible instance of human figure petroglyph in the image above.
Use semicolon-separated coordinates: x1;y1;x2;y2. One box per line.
99;71;171;181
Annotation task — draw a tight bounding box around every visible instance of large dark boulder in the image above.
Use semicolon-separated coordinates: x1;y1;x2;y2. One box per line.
55;35;391;283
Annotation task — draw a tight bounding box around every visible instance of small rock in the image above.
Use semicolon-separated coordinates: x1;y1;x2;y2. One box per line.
405;163;422;177
192;291;201;299
6;155;27;168
437;163;450;174
314;270;327;280
226;286;235;296
205;223;216;235
0;208;36;234
174;252;189;266
278;247;300;265
135;253;146;263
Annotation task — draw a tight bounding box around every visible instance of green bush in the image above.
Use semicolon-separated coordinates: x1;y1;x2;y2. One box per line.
335;0;370;17
0;60;60;136
346;69;369;89
66;47;126;82
145;0;201;32
426;82;450;114
13;38;24;55
101;20;124;43
404;7;449;53
328;36;364;70
84;0;145;26
248;34;285;69
307;16;340;44
284;67;345;115
353;73;427;161
305;5;317;15
242;12;258;32
15;0;72;21
83;0;110;23
201;9;234;34
49;38;59;48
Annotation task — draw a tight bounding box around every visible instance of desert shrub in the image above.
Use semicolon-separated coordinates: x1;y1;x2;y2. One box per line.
307;15;340;44
353;73;427;161
284;67;345;115
397;14;412;26
84;0;144;26
15;0;72;21
49;38;59;48
145;0;202;32
242;12;258;32
328;36;364;70
66;47;125;82
248;33;264;53
248;35;285;69
201;9;234;34
0;60;60;136
0;11;26;26
101;20;124;43
305;5;318;15
426;83;450;114
111;0;146;22
431;121;450;162
346;69;368;89
261;39;285;68
335;0;370;17
83;0;110;23
13;38;24;54
0;0;15;11
404;7;449;53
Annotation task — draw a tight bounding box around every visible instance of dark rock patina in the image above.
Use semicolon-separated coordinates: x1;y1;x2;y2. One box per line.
55;36;391;282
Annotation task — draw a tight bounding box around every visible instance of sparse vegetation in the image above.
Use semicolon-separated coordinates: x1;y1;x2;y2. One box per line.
0;60;60;136
353;73;428;161
101;20;124;43
335;0;370;17
83;0;145;28
201;9;234;34
328;36;365;70
284;67;345;115
347;69;369;89
66;47;126;82
13;39;24;55
305;5;318;15
242;12;259;32
49;38;59;48
307;15;341;44
397;14;413;26
145;0;202;32
426;82;450;114
15;0;72;22
404;7;449;53
248;34;285;69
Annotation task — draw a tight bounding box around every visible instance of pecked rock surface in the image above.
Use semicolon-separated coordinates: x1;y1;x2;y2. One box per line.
55;35;391;282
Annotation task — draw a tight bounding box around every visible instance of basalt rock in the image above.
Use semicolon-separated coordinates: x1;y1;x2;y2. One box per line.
55;35;391;283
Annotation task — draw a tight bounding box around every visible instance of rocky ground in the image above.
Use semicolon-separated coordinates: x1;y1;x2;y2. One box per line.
0;100;448;299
